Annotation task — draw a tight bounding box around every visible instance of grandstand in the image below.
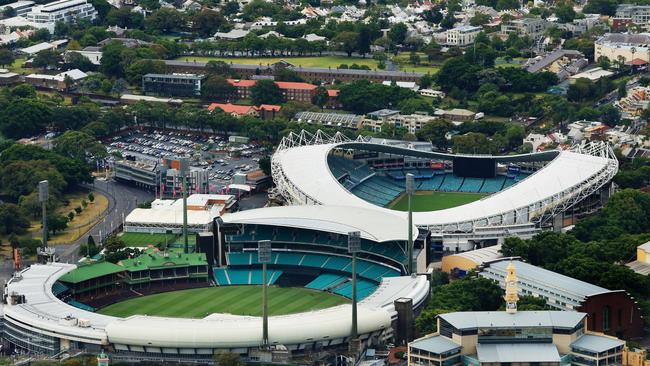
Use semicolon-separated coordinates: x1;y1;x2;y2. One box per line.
272;130;618;252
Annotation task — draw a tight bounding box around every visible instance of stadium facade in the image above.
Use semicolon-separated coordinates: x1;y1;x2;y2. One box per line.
1;205;430;362
271;130;618;252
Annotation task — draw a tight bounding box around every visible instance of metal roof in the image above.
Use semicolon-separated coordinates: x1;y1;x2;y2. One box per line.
477;343;560;363
221;205;418;243
481;259;609;299
449;244;502;265
409;336;460;355
438;311;586;330
571;334;625;353
58;261;124;284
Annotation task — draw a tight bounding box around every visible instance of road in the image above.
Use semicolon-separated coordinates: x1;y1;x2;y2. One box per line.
55;179;153;263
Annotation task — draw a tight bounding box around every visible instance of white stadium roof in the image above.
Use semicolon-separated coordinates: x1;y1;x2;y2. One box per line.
221;205;418;242
272;140;617;229
4;263;429;350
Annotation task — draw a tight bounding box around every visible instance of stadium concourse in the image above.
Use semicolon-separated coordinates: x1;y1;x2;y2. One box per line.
271;130;619;253
1;204;429;363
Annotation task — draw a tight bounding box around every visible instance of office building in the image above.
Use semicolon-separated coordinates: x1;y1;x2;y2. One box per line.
24;0;97;29
446;25;481;46
142;73;206;97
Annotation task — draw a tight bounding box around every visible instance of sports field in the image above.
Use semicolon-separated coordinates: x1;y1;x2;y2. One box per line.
388;191;487;212
97;286;349;318
119;232;179;248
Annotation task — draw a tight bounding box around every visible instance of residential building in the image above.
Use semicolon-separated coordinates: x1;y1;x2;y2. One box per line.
325;89;341;109
381;80;420;91
441;108;476;121
615;86;650;119
257;104;281;120
24;0;97;29
66;46;101;65
479;259;644;339
419;89;445;98
446;25;481;46
97;37;152;48
569;67;614;83
363;110;435;134
595;33;650;64
24;69;87;91
207;103;258;117
501;18;547;39
525;49;586;81
616;4;650;24
409;263;628;366
142;73;206;97
0;1;35;16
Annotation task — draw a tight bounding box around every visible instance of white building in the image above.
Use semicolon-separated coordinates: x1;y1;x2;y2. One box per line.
24;0;97;32
595;33;650;64
446;25;481;46
0;0;34;16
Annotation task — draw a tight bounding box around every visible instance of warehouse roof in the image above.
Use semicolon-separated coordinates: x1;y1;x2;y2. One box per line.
58;261;125;284
482;259;609;299
409;336;460;355
438;310;586;330
571;334;625;353
477;343;560;363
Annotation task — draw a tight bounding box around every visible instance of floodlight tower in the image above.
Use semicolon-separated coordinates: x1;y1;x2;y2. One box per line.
348;231;361;344
258;240;272;348
39;180;48;249
406;173;414;274
180;158;190;254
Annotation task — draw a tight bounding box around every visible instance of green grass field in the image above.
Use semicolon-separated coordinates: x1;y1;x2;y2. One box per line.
97;286;349;318
119;232;179;248
175;55;379;69
388;191;487;212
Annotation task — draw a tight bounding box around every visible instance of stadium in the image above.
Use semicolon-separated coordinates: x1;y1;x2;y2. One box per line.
1;204;429;363
271;130;619;253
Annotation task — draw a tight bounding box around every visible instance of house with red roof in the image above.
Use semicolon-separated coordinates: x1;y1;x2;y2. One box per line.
257;104;282;120
326;89;341;109
208;103;258;117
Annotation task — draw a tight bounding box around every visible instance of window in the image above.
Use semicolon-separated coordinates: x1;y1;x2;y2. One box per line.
603;306;611;331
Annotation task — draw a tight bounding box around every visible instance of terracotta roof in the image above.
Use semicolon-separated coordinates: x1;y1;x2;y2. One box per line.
208;103;256;115
275;81;317;90
327;89;339;97
258;104;282;111
627;58;648;66
227;79;256;87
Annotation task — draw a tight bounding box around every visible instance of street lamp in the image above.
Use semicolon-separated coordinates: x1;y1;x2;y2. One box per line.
258;240;272;348
348;231;360;345
406;173;414;274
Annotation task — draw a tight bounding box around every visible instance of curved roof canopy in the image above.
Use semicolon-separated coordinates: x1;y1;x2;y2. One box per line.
222;205;418;243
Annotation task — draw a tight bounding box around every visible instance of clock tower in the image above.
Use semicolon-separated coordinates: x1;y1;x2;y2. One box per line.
504;261;519;314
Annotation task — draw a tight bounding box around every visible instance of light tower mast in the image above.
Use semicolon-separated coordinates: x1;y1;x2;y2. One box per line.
504;261;519;314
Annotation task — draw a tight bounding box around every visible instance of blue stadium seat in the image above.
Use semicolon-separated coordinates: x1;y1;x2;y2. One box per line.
213;268;230;285
227;269;250;285
67;300;96;312
305;273;347;290
323;256;352;271
480;176;506;193
459;177;484;193
439;175;464;191
52;281;68;296
228;252;251;266
301;253;329;267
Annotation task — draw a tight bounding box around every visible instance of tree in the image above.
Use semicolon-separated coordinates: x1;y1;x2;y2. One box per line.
599;104;621;126
64;52;94;71
409;52;421;66
47;214;68;235
333;31;358;57
68;212;75;222
470;13;491;26
205;60;232;76
250;79;282;105
192;10;226;38
3;6;16;17
214;352;243;366
555;3;576;23
417;120;453;149
54;130;106;163
0;203;30;235
258;156;271;176
32;49;61;70
201;75;235;101
388;23;408;45
145;8;185;34
397;98;432;114
0;99;53;139
88;192;95;203
312;86;329;109
436;57;482;92
0;49;14;67
125;59;166;85
453;132;499;154
100;41;127;77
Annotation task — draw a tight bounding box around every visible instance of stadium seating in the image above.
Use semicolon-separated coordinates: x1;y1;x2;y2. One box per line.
228;252;251;266
439;175;465;191
332;279;378;299
274;252;304;266
227;269;250;285
459;177;484;193
322;256;352;271
52;281;69;296
214;268;230;285
480;176;506;193
305;274;347;291
67;300;96;312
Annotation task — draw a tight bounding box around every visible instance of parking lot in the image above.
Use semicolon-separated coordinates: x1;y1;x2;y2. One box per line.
104;129;268;194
